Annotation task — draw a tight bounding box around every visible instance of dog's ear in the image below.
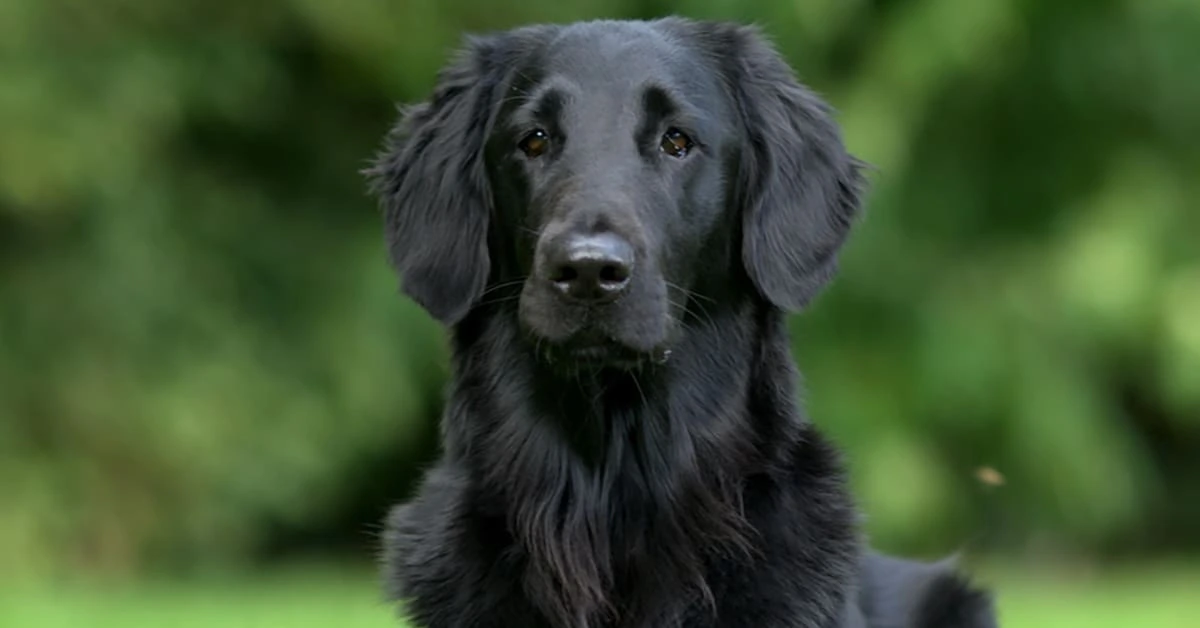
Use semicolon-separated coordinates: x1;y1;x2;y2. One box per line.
365;36;508;325
724;26;867;311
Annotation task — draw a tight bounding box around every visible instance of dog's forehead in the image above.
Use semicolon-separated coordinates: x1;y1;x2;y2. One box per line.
534;22;712;101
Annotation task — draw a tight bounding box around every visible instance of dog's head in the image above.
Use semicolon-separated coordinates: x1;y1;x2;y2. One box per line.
368;19;865;371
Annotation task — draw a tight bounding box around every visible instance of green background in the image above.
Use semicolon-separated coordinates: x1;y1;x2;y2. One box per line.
2;0;1198;625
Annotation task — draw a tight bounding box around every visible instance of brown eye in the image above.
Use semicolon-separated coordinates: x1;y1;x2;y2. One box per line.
660;127;693;158
519;129;550;157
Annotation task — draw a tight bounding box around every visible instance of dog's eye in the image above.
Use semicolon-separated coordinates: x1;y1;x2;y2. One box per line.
519;129;550;158
660;127;693;158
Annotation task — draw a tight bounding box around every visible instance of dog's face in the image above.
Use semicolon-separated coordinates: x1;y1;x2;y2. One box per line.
491;24;737;367
369;19;864;371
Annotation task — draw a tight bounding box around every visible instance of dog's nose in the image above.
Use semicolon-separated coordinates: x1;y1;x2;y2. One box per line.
545;233;634;302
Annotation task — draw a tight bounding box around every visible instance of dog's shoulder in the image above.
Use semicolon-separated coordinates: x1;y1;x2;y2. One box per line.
694;423;862;626
382;462;542;626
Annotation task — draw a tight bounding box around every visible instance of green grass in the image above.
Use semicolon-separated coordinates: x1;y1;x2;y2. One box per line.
980;562;1198;628
1;562;1196;628
0;564;401;628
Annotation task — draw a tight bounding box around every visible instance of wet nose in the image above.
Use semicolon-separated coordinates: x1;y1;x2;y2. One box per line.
542;232;634;303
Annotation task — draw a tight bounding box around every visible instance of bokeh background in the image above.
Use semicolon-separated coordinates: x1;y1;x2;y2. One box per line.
2;0;1198;626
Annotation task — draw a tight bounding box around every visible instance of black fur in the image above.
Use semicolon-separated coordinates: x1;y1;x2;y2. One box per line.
367;17;998;628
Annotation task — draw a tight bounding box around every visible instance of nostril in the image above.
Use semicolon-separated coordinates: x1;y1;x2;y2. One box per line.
598;263;629;285
552;265;580;284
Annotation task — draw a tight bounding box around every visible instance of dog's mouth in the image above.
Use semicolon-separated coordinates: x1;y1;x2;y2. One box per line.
517;276;678;372
543;336;672;372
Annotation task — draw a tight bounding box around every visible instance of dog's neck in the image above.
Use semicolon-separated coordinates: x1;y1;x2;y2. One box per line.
443;296;808;627
445;295;804;470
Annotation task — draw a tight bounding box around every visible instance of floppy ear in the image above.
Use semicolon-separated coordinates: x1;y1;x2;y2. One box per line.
365;37;507;325
725;26;867;311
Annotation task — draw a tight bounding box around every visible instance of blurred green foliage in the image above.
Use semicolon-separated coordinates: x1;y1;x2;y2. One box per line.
1;0;1198;581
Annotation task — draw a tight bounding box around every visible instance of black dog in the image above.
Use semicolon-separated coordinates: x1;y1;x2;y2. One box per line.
367;17;998;628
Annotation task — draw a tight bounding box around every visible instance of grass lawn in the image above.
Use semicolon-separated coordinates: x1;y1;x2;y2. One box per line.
2;562;1196;628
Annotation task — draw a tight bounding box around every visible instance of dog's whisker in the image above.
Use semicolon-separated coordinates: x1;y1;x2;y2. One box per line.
629;372;649;410
666;281;717;306
475;294;523;308
668;297;717;334
480;277;529;297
